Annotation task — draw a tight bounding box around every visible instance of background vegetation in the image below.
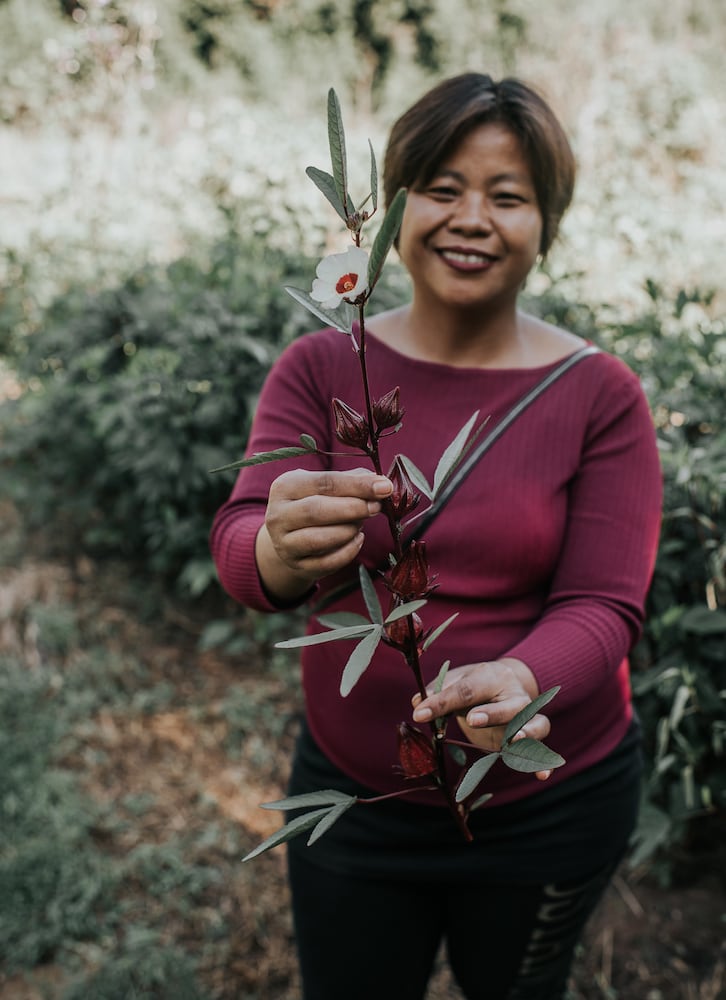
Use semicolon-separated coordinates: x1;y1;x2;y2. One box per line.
1;1;724;996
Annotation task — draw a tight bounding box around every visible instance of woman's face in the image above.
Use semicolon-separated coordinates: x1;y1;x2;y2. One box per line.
396;122;543;315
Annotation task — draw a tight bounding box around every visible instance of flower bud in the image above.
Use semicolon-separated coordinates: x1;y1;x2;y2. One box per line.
332;398;370;450
386;455;421;519
385;540;437;600
372;386;404;431
384;610;424;654
397;722;437;778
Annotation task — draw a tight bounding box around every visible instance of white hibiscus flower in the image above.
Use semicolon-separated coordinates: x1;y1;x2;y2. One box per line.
310;246;369;309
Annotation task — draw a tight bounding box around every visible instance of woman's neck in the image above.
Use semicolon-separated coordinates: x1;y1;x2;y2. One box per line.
369;299;527;369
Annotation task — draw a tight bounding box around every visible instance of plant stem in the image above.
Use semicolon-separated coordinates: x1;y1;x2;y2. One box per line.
353;301;472;843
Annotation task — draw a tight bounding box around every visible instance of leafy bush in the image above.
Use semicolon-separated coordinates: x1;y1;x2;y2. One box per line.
0;230;315;595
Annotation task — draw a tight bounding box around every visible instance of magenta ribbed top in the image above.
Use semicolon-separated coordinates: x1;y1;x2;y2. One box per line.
210;328;662;805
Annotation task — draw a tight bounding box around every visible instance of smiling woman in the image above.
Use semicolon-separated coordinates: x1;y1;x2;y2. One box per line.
210;73;663;1000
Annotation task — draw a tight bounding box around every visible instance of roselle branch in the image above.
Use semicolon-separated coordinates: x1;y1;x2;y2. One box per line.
349;301;474;839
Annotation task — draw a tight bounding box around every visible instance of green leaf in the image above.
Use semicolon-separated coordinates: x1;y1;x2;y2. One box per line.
209;446;310;473
398;454;433;499
275;623;377;648
359;565;383;624
433;659;451;694
432;411;480;497
367;188;407;290
327;88;349;215
300;433;318;451
447;743;467;767
261;790;355;811
242;807;331;862
422;615;459;652
316;611;372;629
368;139;378;212
285;286;353;334
680;606;726;635
384;599;427;623
503;686;561;744
501;739;565;773
469;793;493;811
307;798;357;845
340;626;383;697
305;165;347;221
455;753;500;802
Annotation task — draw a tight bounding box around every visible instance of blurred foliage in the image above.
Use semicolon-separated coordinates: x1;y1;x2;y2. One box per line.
0;229;315;595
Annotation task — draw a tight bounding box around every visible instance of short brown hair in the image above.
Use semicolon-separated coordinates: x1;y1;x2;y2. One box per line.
383;73;576;255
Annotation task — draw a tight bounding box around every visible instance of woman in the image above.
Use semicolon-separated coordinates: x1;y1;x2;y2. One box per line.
211;74;662;1000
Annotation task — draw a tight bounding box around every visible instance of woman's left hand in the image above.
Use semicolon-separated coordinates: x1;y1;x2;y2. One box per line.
411;657;554;780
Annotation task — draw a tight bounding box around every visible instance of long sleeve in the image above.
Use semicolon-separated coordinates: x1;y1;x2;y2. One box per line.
504;365;663;709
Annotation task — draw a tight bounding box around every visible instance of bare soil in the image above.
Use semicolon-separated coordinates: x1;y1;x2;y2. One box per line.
0;529;724;999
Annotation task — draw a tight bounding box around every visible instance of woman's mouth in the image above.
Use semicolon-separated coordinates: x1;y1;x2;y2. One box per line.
437;249;496;271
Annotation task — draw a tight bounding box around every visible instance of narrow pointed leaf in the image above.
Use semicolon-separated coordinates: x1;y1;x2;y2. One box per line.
384;599;427;623
261;790;354;811
327;88;349;214
307;798;356;845
316;611;372;629
359;565;383;624
501;738;565;773
368;139;378;212
470;793;493;811
398;454;433;499
503;687;561;744
368;188;407;289
422;615;459;652
340;626;383;697
434;659;451;694
432;411;480;497
210;446;310;473
447;743;467;767
306;165;347;221
275;624;376;648
285;286;353;334
242;807;331;862
455;753;500;802
300;434;318;451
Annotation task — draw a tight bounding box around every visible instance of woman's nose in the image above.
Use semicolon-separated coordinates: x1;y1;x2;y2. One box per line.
448;193;492;233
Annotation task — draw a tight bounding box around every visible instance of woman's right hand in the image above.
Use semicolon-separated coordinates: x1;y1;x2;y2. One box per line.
255;468;393;602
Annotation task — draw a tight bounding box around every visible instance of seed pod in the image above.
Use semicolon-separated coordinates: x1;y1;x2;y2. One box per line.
372;386;404;431
331;397;369;450
384;610;424;654
386;540;437;600
386;455;421;519
397;722;437;778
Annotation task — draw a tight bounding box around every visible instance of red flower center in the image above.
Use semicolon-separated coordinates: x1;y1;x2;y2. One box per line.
335;272;358;294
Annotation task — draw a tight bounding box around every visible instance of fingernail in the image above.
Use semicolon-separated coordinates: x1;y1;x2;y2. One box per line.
367;501;381;516
413;706;432;722
372;477;393;497
355;532;365;547
468;712;488;726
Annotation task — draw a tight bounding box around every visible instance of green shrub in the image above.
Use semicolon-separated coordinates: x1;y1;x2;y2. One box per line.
0;231;315;595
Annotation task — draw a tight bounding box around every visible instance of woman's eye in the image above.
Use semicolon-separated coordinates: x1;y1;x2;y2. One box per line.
495;191;526;205
427;185;459;199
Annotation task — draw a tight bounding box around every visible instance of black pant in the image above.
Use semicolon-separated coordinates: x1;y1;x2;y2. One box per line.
288;844;616;1000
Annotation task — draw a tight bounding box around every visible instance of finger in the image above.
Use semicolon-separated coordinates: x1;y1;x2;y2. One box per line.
273;469;392;503
287;530;366;576
284;523;365;561
412;677;527;726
